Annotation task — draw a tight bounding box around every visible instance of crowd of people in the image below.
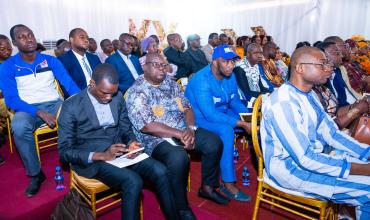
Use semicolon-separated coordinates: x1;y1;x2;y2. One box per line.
0;23;369;220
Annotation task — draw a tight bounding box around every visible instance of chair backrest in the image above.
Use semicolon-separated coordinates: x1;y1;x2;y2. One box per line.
176;77;188;92
251;95;264;178
55;80;65;99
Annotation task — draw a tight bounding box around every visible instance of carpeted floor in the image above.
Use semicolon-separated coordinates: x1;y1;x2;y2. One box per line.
0;137;301;220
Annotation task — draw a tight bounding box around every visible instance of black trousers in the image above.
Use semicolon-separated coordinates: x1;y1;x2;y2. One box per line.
151;128;223;211
91;157;180;220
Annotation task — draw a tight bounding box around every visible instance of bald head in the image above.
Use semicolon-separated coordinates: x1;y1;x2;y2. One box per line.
146;52;163;63
246;43;264;65
263;41;277;59
291;46;323;67
324;36;343;44
289;46;332;90
245;43;259;53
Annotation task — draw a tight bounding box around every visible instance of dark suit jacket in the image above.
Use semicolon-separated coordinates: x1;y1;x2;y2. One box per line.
58;50;101;91
57;89;137;178
164;46;194;79
105;52;143;93
326;67;354;108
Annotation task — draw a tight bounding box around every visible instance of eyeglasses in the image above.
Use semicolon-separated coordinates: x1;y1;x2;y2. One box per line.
325;50;342;56
337;43;350;49
299;62;333;70
146;62;169;69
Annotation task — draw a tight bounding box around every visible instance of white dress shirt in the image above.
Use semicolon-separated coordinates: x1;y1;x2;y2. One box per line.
72;50;92;85
117;50;139;80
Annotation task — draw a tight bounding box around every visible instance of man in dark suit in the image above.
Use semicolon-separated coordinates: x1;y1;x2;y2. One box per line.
58;64;179;220
58;28;101;92
105;33;143;94
164;33;194;79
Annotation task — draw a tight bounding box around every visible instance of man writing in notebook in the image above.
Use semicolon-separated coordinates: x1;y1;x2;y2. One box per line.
58;63;180;220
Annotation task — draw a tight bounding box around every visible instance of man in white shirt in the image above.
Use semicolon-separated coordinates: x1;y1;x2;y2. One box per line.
98;39;114;63
58;28;101;92
202;33;220;64
105;33;143;93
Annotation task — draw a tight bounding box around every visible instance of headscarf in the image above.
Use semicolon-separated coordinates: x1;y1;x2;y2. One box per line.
140;37;155;52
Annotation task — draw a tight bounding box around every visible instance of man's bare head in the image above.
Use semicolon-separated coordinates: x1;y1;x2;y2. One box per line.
289;46;333;89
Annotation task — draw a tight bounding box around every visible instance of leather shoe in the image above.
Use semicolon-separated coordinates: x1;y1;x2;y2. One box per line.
25;170;46;198
220;184;251;202
198;187;229;205
179;209;197;220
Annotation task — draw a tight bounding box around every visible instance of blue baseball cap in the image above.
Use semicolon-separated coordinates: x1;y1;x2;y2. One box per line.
212;44;240;61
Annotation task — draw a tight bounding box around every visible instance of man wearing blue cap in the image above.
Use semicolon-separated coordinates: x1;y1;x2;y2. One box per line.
185;44;251;202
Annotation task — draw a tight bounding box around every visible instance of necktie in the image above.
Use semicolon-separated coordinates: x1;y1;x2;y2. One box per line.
82;57;92;76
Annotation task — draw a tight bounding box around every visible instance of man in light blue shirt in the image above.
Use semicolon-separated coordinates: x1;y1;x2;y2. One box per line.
261;46;370;220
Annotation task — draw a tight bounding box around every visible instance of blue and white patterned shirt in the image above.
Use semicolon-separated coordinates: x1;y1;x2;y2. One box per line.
126;75;190;155
261;82;370;198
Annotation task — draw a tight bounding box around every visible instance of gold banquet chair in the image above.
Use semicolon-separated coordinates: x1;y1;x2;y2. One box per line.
176;77;188;92
175;78;192;192
251;95;337;220
70;170;144;218
34;80;64;161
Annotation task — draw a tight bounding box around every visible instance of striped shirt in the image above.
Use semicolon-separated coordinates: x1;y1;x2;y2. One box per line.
260;82;370;198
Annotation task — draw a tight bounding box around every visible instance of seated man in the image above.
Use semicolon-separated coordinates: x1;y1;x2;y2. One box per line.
126;53;227;220
164;33;194;79
262;42;284;87
0;24;80;197
105;33;143;94
0;34;13;165
185;34;208;73
261;46;370;220
234;43;272;106
58;28;101;92
98;39;114;63
58;64;179;220
317;42;357;107
202;33;219;63
185;45;251;202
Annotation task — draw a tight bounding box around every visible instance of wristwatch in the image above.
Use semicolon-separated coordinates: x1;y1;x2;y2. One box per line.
187;125;198;131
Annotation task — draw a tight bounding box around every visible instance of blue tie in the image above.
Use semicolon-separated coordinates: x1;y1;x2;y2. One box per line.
82;57;92;76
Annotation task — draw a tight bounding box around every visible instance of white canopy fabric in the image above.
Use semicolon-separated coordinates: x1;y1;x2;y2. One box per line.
1;0;369;54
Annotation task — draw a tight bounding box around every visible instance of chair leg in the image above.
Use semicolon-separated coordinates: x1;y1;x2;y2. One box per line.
252;183;263;220
91;192;97;216
319;205;326;220
34;134;41;162
140;199;143;220
6;117;12;154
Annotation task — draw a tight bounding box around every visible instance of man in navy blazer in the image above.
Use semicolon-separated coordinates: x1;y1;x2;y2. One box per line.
58;28;101;92
105;33;143;93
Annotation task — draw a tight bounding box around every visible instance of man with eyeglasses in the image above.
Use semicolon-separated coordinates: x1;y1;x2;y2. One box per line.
261;46;370;220
105;33;143;93
325;36;370;96
317;41;357;107
185;44;252;203
126;53;227;220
